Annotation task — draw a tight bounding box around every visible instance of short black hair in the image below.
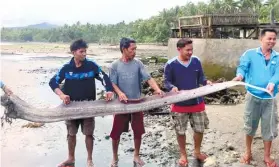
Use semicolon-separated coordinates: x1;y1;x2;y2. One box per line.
120;37;136;53
260;28;277;37
177;38;193;48
70;39;88;52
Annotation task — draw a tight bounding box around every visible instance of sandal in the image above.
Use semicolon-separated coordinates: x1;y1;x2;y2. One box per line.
178;159;188;167
133;159;145;167
87;160;94;167
240;154;252;164
57;162;75;167
264;160;278;167
111;160;119;167
194;153;208;162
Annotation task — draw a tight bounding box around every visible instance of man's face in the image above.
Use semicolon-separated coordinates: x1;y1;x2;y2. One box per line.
73;48;87;61
260;32;277;50
123;43;137;60
178;44;193;60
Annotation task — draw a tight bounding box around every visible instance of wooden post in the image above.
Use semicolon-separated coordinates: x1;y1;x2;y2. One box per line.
208;15;212;38
256;27;259;39
178;18;182;38
201;26;204;38
200;16;203;38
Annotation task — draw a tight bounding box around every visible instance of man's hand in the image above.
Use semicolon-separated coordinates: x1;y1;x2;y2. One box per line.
171;87;179;93
105;91;114;101
59;94;70;105
154;89;165;97
266;83;275;95
118;92;128;103
147;78;164;97
206;80;213;85
232;75;243;81
3;86;13;96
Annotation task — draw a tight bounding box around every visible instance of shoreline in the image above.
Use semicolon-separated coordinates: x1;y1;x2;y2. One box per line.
0;42;168;57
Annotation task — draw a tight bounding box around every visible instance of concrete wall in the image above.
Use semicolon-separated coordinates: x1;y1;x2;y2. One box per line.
167;38;279;67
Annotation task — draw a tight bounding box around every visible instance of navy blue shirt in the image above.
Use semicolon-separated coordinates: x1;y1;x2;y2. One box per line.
49;57;113;101
164;56;207;106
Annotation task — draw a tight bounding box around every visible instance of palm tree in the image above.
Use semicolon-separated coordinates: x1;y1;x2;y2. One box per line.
239;0;263;12
219;0;240;14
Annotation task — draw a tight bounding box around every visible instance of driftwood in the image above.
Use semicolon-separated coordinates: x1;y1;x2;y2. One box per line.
0;81;272;123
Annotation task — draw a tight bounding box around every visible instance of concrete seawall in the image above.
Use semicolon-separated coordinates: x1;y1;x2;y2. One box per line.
167;38;279;67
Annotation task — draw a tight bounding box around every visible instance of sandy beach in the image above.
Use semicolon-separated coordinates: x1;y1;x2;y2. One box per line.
1;42;278;167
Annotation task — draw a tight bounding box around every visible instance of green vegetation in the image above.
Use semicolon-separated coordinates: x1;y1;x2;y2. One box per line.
1;0;278;43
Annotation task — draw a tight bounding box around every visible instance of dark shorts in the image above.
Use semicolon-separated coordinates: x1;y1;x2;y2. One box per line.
66;118;95;136
110;112;145;140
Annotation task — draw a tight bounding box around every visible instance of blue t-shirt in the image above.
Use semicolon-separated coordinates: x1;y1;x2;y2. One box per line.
164;56;207;106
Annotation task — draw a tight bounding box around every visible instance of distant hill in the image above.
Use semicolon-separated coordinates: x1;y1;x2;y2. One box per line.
4;22;59;29
26;22;58;29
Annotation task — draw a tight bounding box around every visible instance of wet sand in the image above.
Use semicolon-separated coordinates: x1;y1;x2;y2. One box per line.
1;43;279;167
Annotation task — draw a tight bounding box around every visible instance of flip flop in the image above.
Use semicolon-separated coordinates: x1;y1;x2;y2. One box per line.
178;159;188;167
240;154;252;164
111;160;119;167
133;159;145;167
57;162;75;167
264;160;278;167
194;153;208;162
87;160;94;167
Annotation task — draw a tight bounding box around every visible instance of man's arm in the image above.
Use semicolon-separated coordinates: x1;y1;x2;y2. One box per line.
112;83;128;102
269;61;279;86
163;63;177;91
233;52;250;81
49;66;66;91
0;81;13;95
111;83;122;95
95;67;113;92
197;60;208;86
49;66;70;104
0;81;4;89
138;60;163;95
267;60;279;93
147;78;161;92
94;65;114;101
108;64;128;102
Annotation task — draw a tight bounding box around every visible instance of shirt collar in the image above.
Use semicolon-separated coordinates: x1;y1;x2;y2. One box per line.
69;57;87;67
256;47;277;58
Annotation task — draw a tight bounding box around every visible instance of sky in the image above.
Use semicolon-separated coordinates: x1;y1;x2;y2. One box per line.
0;0;200;27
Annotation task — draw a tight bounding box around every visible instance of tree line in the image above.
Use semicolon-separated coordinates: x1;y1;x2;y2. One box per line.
1;0;278;44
